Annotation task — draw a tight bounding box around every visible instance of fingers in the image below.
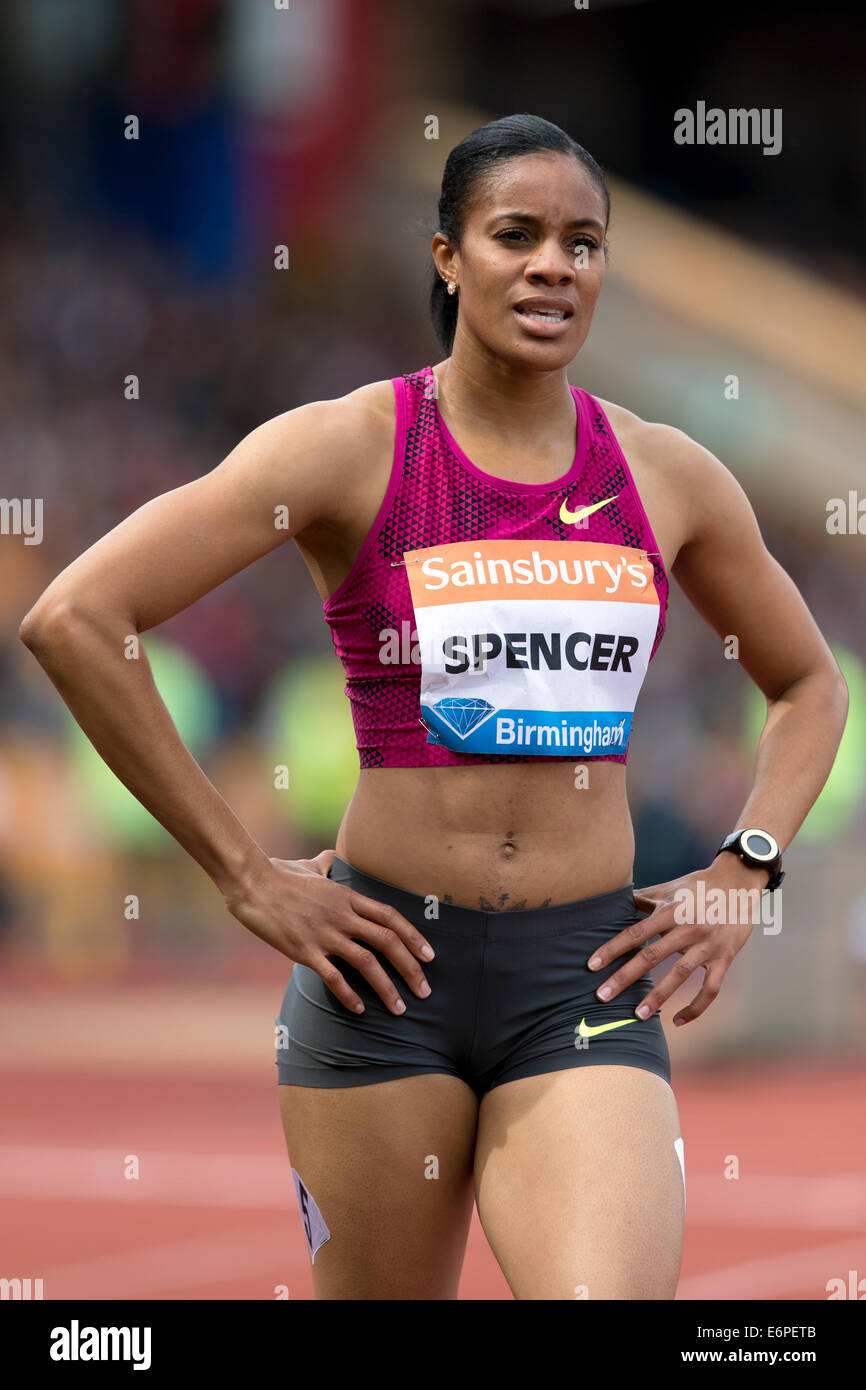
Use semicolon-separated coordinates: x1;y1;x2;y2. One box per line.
276;857;323;878
306;891;436;1017
348;890;435;963
314;921;431;1017
672;963;726;1027
632;887;665;913
341;893;434;1010
590;922;702;1010
586;911;668;973
629;947;711;1019
309;848;336;876
324;938;416;1016
282;848;336;877
305;951;367;1016
348;921;433;1001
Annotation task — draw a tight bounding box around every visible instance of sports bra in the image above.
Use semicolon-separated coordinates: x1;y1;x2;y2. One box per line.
322;365;668;768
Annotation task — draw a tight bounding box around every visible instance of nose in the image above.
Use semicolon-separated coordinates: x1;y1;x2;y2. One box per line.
524;238;577;285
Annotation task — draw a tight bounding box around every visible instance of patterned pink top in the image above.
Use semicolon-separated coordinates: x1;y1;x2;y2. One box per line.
323;365;668;768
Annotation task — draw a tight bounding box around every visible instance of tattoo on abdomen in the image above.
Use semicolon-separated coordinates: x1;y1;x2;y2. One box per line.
441;891;553;911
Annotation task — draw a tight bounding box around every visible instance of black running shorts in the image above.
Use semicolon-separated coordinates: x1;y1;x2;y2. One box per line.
275;854;671;1098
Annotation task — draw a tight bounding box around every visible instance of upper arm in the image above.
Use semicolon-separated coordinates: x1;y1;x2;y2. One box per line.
21;389;392;636
668;430;842;701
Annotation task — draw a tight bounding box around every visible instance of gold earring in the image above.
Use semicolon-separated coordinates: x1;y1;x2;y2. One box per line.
446;279;457;295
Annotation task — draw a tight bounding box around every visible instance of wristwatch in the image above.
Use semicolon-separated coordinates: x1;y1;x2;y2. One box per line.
716;828;785;892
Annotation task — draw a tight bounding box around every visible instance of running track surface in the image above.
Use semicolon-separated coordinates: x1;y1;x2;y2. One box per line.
1;984;864;1300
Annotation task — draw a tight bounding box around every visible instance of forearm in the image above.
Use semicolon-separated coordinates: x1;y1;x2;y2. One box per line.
21;608;273;898
716;667;848;857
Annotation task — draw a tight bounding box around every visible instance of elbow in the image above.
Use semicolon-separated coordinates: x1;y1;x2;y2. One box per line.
19;596;80;653
813;662;850;731
19;609;49;652
833;671;850;744
770;662;849;712
824;653;850;712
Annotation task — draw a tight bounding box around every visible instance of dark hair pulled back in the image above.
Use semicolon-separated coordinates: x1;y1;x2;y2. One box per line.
429;113;609;355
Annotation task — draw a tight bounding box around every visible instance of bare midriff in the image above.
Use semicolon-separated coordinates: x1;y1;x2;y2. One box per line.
335;760;633;910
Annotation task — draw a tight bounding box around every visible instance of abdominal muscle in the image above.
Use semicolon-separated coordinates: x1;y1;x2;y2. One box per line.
334;760;635;910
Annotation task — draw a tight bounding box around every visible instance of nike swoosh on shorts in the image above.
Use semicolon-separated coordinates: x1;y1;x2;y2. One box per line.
577;1016;639;1038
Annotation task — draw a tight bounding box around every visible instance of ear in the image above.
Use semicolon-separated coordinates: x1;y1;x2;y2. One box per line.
431;233;456;281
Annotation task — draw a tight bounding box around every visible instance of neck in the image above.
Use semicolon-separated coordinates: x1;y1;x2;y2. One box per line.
432;346;576;452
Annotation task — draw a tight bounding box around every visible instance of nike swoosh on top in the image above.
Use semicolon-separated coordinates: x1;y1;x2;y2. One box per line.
578;1017;639;1038
559;493;619;524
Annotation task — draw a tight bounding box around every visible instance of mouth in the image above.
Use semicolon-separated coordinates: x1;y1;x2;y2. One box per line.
513;303;573;335
514;307;569;322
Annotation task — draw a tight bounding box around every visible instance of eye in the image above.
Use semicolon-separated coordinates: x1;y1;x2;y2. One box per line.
495;229;599;251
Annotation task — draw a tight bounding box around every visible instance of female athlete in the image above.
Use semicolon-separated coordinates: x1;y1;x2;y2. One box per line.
20;114;848;1300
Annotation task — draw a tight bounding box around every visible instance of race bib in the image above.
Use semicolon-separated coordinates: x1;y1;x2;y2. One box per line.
404;538;659;757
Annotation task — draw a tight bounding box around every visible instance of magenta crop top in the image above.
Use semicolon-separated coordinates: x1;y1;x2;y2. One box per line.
322;365;668;768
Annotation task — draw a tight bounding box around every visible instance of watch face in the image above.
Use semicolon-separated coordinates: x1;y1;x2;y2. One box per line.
742;830;777;860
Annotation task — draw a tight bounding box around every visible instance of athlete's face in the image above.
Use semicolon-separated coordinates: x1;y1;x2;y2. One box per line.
434;152;608;368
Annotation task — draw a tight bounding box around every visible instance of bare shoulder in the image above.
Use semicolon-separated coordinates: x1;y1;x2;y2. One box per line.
241;376;397;534
329;375;397;428
593;394;756;564
266;375;395;478
594;394;719;477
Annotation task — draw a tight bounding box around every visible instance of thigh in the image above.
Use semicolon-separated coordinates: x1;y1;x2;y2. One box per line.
279;1073;479;1299
473;1065;684;1300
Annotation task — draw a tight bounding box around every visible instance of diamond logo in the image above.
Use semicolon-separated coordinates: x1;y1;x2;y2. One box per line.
431;697;496;739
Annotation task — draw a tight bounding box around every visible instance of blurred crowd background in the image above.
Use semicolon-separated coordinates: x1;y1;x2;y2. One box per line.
1;0;864;1070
